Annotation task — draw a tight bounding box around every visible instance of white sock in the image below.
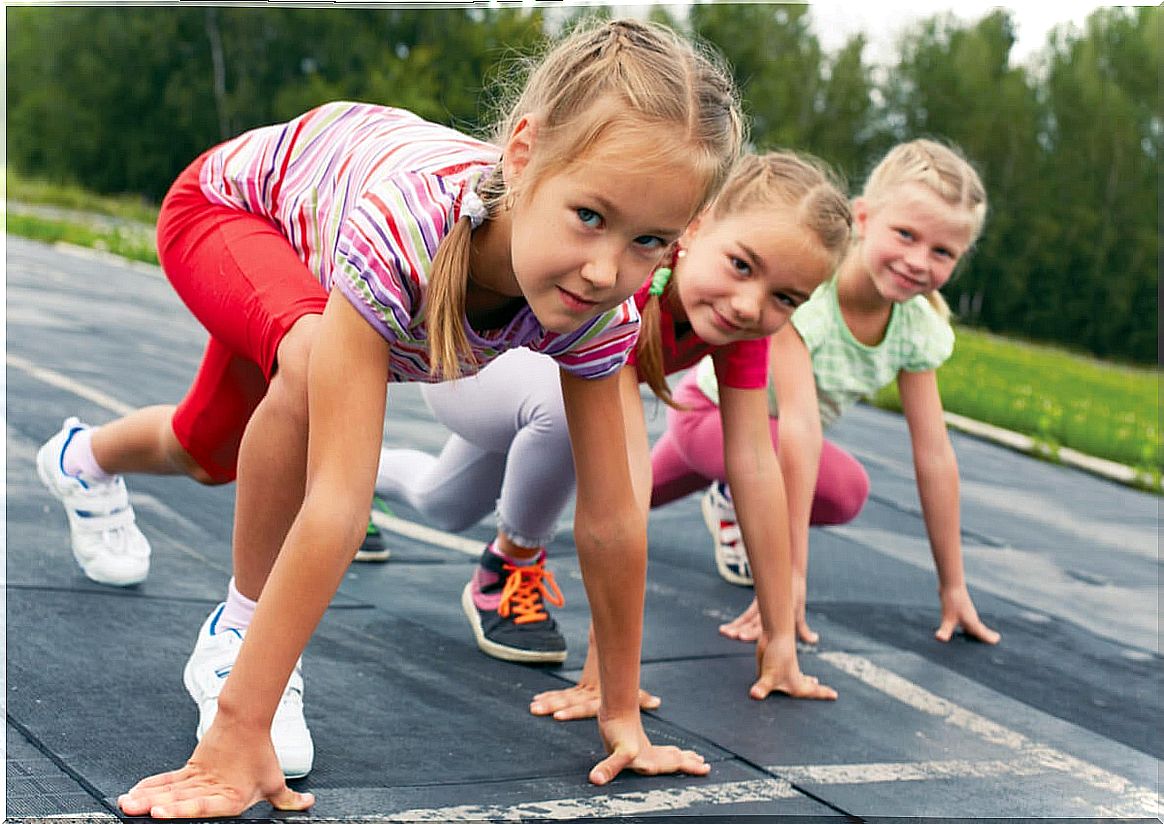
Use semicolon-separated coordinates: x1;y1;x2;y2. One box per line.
61;428;113;482
488;539;542;566
217;578;257;633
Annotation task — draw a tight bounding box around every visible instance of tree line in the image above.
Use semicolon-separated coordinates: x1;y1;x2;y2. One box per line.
6;4;1158;364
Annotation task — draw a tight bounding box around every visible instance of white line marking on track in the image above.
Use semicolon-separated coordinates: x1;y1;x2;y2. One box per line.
376;778;798;821
370;509;482;556
820;651;1163;816
7;354;135;417
771;755;1050;784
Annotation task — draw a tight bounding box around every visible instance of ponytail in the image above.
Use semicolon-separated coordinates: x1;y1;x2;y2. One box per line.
426;216;476;380
925;290;953;324
635;292;680;408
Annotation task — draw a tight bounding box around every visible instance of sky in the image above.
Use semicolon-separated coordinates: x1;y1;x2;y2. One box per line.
581;2;1119;65
803;1;1112;65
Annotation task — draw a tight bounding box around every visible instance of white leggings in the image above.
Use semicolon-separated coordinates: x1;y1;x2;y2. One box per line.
375;348;574;548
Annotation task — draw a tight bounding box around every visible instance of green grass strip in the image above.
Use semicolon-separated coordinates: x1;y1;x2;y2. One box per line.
6;212;159;266
874;328;1161;487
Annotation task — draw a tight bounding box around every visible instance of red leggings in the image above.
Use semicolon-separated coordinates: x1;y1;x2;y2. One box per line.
157;153;328;483
650;371;870;525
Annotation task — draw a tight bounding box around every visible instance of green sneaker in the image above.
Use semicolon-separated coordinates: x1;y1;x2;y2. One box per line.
354;496;393;562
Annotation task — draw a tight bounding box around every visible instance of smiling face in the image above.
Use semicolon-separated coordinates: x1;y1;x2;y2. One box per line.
671;206;834;346
503;122;704;335
855;182;975;304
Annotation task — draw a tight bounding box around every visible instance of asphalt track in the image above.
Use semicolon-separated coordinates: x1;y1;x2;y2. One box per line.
5;235;1161;821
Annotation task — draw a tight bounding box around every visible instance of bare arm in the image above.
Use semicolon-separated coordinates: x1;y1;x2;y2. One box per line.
560;365;709;784
768;326;823;601
720;381;835;701
121;291;390;817
898;368;999;644
528;367;671;721
719;325;823;645
561;366;650;721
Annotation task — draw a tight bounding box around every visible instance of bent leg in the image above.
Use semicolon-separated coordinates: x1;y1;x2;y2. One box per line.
90;404;214;481
377;435;506;533
385;348;573;548
650;374;729;507
809;439;870;526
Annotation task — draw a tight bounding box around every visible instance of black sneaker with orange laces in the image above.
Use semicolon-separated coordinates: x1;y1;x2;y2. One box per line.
460;545;566;664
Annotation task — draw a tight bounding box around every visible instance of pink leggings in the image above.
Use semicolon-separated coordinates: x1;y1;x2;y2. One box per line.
649;371;870;525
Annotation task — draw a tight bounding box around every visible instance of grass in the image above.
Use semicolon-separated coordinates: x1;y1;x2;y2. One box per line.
7;166;159;225
872;328;1161;489
7;170;1161;491
6;211;159;265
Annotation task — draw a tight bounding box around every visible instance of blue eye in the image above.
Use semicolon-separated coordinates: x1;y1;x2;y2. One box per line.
730;256;752;277
577;208;602;228
896;228;914;241
772;292;797;308
634;235;666;250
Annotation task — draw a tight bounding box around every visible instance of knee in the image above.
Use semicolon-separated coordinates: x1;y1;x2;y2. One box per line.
189;462;233;486
172;444;233;486
820;462;870;524
162;415;234;486
523;395;571;455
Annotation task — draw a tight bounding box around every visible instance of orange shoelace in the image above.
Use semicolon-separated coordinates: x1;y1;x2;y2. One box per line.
497;562;565;624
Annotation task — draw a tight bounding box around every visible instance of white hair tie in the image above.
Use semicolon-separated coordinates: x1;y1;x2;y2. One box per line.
461;189;487;229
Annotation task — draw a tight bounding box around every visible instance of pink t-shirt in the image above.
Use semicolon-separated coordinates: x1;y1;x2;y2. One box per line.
626;278;768;389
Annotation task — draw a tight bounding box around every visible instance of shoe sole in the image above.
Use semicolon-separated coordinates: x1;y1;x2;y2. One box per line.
35;442;147;588
460;582;567;664
701;492;754;588
182;654;312;779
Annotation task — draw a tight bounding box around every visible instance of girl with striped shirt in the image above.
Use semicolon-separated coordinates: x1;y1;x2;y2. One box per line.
37;19;744;818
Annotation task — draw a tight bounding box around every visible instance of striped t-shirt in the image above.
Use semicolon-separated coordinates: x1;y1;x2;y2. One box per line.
199;101;639;382
696;276;954;427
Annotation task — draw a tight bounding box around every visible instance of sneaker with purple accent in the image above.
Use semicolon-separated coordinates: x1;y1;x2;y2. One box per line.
460;546;566;664
36;417;150;586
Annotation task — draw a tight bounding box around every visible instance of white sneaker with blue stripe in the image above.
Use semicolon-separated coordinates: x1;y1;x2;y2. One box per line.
701;481;753;587
182;603;315;779
36;417;151;586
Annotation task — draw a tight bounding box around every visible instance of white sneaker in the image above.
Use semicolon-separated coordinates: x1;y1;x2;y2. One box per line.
182;604;315;779
36;417;151;586
701;482;753;587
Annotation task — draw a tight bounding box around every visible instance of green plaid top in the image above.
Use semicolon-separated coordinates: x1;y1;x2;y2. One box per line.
696;276;953;428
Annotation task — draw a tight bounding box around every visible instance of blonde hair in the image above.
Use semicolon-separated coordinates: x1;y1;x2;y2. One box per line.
427;17;745;379
640;150;853;407
861;138;988;322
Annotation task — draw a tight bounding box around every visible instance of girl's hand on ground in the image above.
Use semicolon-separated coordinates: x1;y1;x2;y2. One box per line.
117;728;314;818
751;633;838;702
590;713;709;785
720;596;819;646
936;585;1001;645
530;681;661;721
718;598;762;641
